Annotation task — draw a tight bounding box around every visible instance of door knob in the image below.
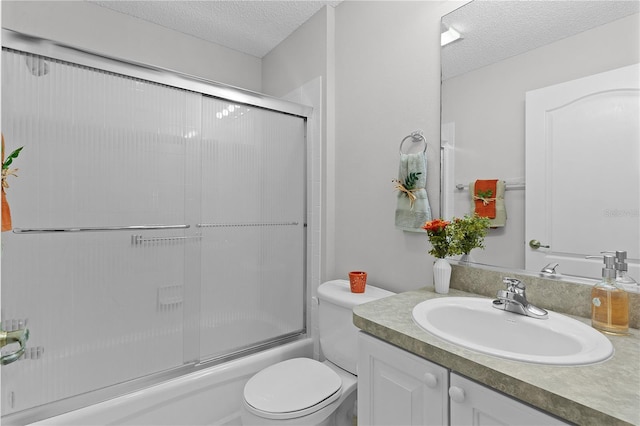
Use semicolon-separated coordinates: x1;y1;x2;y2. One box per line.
529;239;550;249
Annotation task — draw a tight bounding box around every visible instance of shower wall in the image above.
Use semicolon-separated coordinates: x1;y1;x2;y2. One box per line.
1;46;307;417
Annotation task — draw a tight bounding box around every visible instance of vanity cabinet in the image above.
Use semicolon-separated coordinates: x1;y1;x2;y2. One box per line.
358;332;449;425
358;332;570;426
449;373;570;425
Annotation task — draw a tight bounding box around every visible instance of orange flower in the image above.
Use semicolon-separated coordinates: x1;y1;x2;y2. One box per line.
423;219;452;258
423;215;490;259
422;219;450;233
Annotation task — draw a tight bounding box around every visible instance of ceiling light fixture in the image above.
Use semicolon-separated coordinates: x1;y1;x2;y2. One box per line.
441;26;462;46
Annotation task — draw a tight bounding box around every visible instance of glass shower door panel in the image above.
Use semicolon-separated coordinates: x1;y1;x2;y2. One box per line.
1;50;198;413
199;98;305;360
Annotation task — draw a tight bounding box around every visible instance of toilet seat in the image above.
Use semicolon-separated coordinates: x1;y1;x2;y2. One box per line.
243;358;343;420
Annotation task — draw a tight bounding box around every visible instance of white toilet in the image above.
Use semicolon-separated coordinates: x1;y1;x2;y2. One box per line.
240;279;395;426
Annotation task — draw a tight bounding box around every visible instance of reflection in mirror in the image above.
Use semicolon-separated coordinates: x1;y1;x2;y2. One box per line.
440;1;639;282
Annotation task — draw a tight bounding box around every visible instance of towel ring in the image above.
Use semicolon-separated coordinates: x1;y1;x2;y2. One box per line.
399;130;427;154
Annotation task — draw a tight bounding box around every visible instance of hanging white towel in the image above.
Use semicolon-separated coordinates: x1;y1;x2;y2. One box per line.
395;152;432;232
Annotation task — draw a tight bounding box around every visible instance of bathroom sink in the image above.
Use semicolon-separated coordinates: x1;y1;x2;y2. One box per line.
411;297;613;365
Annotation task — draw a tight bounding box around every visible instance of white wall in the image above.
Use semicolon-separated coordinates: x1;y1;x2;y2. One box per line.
331;1;460;293
1;1;262;91
442;13;640;270
264;1;464;294
262;6;335;287
262;7;331;97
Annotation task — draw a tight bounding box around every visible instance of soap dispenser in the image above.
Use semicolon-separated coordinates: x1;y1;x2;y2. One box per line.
610;251;639;294
591;254;629;335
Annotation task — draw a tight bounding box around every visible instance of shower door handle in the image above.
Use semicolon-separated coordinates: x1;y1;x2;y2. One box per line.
0;326;30;365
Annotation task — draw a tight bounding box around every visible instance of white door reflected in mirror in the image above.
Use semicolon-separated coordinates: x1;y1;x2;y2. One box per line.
525;63;639;280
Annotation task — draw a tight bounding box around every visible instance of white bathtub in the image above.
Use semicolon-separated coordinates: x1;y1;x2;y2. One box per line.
29;339;313;426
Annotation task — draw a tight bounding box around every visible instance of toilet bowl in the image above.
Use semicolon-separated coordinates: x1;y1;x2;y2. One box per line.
241;358;357;426
240;280;395;426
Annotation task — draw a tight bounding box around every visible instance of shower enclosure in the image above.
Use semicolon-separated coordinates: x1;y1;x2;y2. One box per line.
1;31;310;422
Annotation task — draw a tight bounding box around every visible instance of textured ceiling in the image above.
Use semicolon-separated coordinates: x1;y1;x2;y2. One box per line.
86;1;638;72
87;0;342;58
442;0;640;80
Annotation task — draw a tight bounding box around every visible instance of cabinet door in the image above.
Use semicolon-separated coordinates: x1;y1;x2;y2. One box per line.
358;332;448;426
449;373;570;425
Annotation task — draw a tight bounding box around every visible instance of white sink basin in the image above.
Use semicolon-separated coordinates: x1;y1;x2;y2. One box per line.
412;297;613;365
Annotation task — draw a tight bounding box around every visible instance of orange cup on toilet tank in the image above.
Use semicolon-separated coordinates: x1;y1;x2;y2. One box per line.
348;271;367;293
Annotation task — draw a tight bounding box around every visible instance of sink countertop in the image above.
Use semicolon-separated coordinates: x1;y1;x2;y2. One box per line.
353;287;640;426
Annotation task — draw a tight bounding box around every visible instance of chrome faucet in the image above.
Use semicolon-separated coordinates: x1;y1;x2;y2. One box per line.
540;262;559;276
0;324;30;365
492;277;548;319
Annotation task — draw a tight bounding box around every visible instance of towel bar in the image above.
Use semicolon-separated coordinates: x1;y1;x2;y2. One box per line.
456;183;525;191
13;224;190;234
196;222;299;228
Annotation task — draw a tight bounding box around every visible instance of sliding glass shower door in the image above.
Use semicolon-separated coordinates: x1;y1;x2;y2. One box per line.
1;46;306;417
198;97;305;361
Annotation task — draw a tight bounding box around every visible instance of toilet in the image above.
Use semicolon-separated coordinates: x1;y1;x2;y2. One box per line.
240;280;395;426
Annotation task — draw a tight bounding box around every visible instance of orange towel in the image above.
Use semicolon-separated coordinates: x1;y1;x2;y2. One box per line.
2;134;13;232
473;179;498;219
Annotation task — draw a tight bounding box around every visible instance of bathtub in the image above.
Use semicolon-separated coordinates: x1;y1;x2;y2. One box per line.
29;339;313;426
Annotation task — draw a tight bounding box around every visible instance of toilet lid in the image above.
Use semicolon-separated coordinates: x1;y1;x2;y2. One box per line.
244;358;342;419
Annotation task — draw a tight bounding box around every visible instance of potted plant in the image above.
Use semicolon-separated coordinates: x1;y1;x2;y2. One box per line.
422;218;453;259
448;214;491;262
422;214;490;293
422;218;455;293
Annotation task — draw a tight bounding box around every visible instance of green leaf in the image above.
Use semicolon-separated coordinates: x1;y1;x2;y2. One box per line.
477;189;493;198
404;171;422;190
3;146;23;169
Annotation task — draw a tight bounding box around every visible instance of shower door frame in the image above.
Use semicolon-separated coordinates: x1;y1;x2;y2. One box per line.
2;30;311;118
1;29;313;425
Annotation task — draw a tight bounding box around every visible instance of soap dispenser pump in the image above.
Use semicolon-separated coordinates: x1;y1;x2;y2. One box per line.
608;250;639;294
591;254;629;335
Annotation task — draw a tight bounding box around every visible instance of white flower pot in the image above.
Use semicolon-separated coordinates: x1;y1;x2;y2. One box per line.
433;258;452;294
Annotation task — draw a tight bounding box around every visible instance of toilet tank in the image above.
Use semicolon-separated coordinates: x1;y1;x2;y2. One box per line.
317;280;395;375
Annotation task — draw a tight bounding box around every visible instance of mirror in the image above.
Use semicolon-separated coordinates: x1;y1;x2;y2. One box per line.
440;1;640;279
